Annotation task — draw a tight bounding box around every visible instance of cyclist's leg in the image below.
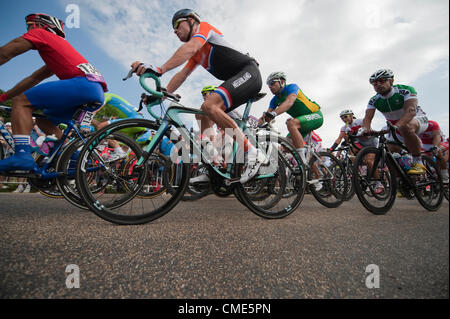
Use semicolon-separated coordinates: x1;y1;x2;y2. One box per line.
201;61;264;182
438;143;449;182
1;77;103;172
287;118;304;148
398;115;428;173
0;93;37;171
296;110;324;163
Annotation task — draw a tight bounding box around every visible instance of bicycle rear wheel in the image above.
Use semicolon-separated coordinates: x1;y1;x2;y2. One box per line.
76;119;190;225
414;155;443;211
352;147;397;214
308;151;347;208
236;136;306;219
181;163;211;201
56;133;136;210
28;154;63;198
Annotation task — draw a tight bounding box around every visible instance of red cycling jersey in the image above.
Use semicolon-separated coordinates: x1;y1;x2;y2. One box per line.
341;118;363;135
419;120;441;145
22;28;107;91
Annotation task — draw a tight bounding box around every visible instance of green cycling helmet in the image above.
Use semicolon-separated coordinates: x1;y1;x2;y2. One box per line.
201;85;217;95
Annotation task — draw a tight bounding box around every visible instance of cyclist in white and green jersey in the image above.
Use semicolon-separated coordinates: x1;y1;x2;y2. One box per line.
359;69;428;175
259;71;323;163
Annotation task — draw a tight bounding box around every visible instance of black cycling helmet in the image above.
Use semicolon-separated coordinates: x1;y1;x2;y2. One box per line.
172;9;201;41
172;9;201;28
26;13;65;38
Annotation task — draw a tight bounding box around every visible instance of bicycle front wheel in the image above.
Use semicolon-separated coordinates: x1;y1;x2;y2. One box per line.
236;136;306;219
414;155;443;211
308;151;347;208
76;119;190;225
352;147;397;214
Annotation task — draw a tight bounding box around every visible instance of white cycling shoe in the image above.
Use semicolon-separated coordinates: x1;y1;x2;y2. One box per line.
240;149;269;184
189;174;210;184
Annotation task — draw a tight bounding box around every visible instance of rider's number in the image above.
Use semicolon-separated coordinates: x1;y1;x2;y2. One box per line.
80;111;95;126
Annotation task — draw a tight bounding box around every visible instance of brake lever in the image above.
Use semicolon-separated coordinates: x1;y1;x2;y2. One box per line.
122;68;134;81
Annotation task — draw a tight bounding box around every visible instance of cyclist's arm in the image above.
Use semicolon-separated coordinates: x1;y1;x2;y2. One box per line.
166;66;192;93
396;98;418;128
334;131;346;145
160;38;203;74
0;37;34;65
329;131;346;151
3;65;53;99
362;108;376;130
271;93;297;115
432;130;442;148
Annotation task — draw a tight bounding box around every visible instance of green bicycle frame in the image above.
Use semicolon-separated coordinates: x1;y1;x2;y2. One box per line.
137;73;274;181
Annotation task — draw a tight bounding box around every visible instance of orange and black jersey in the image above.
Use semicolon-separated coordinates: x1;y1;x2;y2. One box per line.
184;22;255;80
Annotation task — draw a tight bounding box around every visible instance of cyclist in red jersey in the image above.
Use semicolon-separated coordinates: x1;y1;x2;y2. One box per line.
131;9;266;183
419;120;448;183
0;13;107;172
441;137;449;183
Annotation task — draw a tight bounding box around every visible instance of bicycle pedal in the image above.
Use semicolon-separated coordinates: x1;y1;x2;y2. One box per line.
224;178;241;186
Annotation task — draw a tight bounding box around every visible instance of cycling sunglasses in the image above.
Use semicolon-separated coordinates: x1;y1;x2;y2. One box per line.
370;78;390;85
173;18;188;29
267;79;281;86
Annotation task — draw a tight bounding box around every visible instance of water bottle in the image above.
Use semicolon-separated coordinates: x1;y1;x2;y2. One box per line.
38;135;58;156
399;154;412;171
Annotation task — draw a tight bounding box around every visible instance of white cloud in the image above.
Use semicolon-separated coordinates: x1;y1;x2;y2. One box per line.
77;0;449;146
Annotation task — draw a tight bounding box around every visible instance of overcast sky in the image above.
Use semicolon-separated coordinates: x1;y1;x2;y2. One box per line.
1;0;448;146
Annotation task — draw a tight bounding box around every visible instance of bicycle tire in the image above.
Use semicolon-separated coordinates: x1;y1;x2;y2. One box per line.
76;119;190;225
352;147;397;215
236;136;306;219
181;163;211;201
414;155;443;211
56;133;137;210
27;154;64;198
443;182;449;202
308;151;347;208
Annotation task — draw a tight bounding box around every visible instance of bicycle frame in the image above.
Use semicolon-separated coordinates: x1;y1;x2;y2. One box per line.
367;130;416;190
134;73;274;183
0;107;91;180
304;133;336;180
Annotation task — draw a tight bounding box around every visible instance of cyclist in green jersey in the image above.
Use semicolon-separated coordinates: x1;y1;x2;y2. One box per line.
359;69;428;175
259;71;324;163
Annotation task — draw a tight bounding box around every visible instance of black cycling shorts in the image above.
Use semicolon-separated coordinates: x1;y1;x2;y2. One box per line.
214;61;262;112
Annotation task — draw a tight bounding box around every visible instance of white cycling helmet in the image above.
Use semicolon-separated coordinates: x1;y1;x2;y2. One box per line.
369;69;394;83
266;71;287;85
339;109;354;117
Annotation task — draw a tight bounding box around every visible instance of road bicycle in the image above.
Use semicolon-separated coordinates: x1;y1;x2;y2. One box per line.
299;132;348;208
0;104;99;202
330;139;356;201
75;71;306;225
352;122;443;214
330;134;373;201
425;147;449;202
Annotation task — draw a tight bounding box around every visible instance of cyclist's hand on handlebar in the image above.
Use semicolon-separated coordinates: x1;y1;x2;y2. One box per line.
140;93;160;106
131;61;162;76
264;111;277;123
356;127;367;136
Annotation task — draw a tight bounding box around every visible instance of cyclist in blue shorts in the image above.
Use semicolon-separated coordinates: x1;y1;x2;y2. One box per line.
0;13;107;172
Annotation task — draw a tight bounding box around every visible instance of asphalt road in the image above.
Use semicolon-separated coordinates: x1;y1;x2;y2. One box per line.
0;193;448;299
